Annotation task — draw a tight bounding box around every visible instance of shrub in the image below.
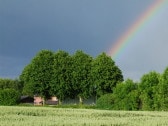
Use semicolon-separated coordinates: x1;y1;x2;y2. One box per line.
96;94;115;109
0;89;21;105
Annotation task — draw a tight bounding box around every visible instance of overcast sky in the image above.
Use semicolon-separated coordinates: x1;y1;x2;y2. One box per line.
1;0;168;81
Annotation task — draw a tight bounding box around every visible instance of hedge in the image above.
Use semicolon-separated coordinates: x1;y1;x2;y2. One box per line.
0;89;20;105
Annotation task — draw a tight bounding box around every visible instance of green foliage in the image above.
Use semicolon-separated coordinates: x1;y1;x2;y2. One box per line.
71;50;93;104
0;89;20;105
20;50;124;105
159;67;168;110
138;71;160;110
4;49;168;111
113;79;139;110
20;50;54;98
0;78;23;93
91;52;123;96
96;93;115;109
97;79;139;110
50;50;72;102
20;64;34;96
16;49;168;111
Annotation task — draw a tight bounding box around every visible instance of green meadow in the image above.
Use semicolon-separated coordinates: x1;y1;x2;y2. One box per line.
1;106;168;126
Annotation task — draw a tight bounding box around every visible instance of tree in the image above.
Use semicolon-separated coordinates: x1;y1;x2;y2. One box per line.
0;78;23;93
50;50;72;104
138;71;160;110
113;79;139;110
91;52;123;97
20;50;54;100
159;67;168;110
71;50;93;104
20;64;35;96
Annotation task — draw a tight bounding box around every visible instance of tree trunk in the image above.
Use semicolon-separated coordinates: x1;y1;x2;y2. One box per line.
58;99;62;105
42;98;45;106
79;96;83;105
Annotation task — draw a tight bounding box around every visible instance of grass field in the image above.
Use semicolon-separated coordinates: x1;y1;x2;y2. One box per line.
0;106;168;126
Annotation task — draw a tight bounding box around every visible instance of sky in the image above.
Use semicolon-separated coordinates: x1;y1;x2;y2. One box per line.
1;0;168;81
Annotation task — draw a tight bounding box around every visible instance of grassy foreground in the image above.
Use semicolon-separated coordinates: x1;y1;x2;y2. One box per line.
0;106;168;126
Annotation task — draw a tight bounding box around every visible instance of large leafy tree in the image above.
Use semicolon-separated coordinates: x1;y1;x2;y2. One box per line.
50;50;72;104
20;50;54;99
71;50;93;104
138;71;160;110
91;52;123;97
20;64;34;95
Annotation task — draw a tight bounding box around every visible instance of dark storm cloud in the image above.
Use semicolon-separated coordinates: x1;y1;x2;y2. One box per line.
0;0;154;79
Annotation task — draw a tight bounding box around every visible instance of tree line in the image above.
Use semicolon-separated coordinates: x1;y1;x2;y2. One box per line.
97;70;168;111
20;50;123;104
1;49;168;111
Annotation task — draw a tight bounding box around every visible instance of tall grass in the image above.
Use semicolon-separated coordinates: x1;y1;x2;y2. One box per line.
0;106;168;126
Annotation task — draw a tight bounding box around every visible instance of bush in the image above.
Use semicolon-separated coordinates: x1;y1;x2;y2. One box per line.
96;94;115;109
0;89;21;105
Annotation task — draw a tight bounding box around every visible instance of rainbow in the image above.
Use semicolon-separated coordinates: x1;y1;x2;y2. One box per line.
108;0;167;60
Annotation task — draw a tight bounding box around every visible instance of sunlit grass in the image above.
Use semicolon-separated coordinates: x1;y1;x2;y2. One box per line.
0;106;168;126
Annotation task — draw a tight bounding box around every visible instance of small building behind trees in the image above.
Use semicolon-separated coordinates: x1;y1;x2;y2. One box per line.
20;96;34;104
34;96;44;105
46;96;58;105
